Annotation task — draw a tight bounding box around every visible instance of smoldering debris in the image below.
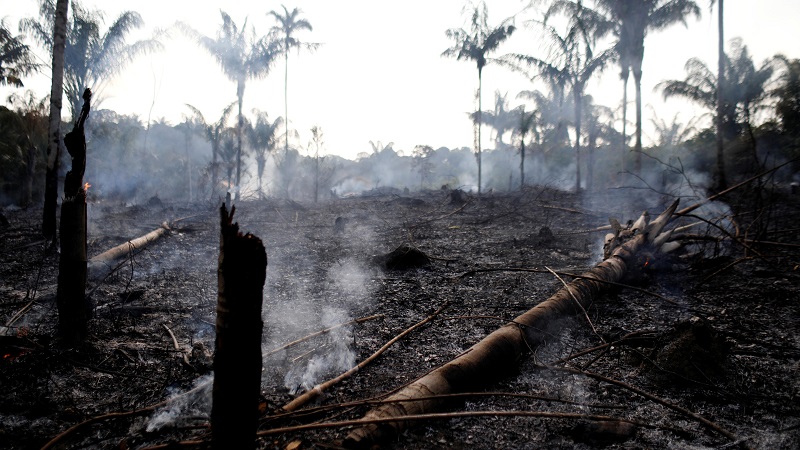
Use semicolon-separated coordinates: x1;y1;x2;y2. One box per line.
145;374;212;432
372;244;431;270
282;309;356;395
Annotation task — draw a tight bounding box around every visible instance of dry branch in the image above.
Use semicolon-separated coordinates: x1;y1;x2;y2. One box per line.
140;410;684;450
342;201;680;448
545;366;745;446
265;314;385;358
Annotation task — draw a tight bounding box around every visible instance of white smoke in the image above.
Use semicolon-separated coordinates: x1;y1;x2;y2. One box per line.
280;258;372;393
145;374;212;432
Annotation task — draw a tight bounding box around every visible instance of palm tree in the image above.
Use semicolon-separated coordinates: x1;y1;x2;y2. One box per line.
218;127;238;191
185;102;236;199
511;105;537;190
582;96;618;191
1;20;39;87
773;55;800;138
517;78;573;161
658;39;773;169
475;91;517;149
369;140;395;155
21;0;161;122
6;91;48;207
181;11;280;200
712;0;726;190
503;13;615;192
548;0;701;176
442;1;515;195
247;109;283;198
268;5;317;158
41;0;69;242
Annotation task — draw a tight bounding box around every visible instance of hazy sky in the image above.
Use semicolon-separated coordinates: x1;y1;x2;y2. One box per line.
3;0;799;160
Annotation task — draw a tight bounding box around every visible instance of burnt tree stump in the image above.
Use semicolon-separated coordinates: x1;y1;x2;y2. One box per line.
56;88;91;342
212;204;268;450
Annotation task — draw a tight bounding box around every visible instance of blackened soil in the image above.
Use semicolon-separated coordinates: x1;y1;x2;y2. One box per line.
1;187;799;449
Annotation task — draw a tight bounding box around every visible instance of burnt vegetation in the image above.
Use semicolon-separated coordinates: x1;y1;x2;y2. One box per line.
1;1;800;449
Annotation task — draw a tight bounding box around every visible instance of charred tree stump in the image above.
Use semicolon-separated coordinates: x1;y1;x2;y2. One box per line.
56;88;91;342
212;204;268;450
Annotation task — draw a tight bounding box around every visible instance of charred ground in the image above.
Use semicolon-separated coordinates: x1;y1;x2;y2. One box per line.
1;187;799;449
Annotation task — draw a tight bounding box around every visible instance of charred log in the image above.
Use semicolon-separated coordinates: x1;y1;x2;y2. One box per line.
343;200;680;448
87;223;170;277
56;88;91;342
211;204;267;450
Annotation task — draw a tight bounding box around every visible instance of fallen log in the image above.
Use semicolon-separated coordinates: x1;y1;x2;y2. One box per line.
87;222;170;275
343;201;689;448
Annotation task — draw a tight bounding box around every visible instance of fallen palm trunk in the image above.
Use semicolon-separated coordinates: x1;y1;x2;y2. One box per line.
343;200;680;448
87;222;170;276
56;89;92;342
212;204;267;450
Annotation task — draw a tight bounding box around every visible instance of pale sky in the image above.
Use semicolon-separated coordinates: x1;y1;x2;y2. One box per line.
3;0;799;160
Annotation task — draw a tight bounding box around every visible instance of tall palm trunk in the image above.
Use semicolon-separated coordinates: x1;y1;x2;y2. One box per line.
235;79;244;200
314;151;319;203
573;87;582;193
519;109;526;191
714;0;728;191
476;67;483;195
284;40;289;157
211;140;219;200
620;69;629;174
43;0;70;241
22;144;36;208
633;66;643;175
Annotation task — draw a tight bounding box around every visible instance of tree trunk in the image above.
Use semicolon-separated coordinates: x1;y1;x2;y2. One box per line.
211;141;219;200
519;138;525;190
56;88;91;342
714;0;728;192
314;153;319;203
476;67;483;196
284;45;289;159
212;204;267;450
235;80;245;201
343;201;679;449
621;70;629;175
574;88;582;193
634;68;643;176
587;132;596;192
21;144;36;208
42;0;69;241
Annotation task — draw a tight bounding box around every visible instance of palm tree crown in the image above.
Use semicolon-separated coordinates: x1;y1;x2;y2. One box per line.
247;109;284;197
21;0;161;121
0;20;39;87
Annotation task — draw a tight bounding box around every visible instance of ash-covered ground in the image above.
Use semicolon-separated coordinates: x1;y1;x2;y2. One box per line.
1;187;798;449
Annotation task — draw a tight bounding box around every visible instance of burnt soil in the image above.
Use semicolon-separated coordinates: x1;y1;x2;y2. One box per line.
1;187;799;449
